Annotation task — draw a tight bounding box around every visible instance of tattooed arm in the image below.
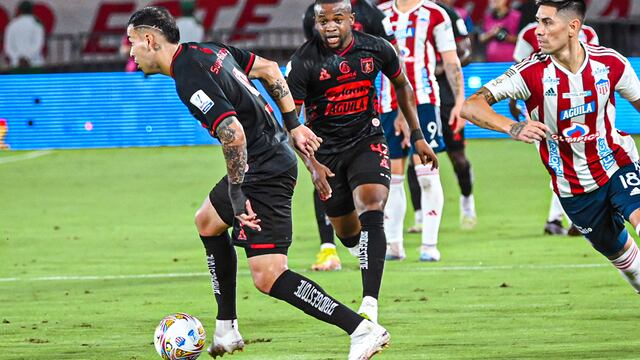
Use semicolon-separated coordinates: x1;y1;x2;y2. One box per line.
441;50;466;133
216;116;261;230
249;56;321;156
248;56;294;112
461;87;548;144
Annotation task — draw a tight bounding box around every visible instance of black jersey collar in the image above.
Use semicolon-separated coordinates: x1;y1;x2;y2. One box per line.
169;44;184;78
330;35;355;57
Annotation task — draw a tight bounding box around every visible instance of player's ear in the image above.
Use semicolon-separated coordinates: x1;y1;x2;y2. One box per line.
145;32;160;51
568;18;581;38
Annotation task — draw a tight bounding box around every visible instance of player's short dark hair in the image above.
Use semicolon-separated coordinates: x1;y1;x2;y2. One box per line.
127;6;180;44
535;0;586;22
18;1;33;14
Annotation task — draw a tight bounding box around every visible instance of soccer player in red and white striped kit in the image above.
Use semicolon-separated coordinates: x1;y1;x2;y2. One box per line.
462;0;640;293
513;14;599;237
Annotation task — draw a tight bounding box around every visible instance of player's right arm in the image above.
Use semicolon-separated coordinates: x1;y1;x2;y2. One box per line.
461;67;549;144
177;74;260;229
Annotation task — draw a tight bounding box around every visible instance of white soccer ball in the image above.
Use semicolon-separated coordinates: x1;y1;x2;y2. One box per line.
154;313;207;360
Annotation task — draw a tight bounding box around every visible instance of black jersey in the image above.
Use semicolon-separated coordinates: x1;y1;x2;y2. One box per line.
170;42;296;182
287;31;401;155
303;0;396;43
434;3;468;107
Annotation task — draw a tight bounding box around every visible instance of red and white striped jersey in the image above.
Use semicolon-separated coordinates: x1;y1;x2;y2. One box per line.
486;44;640;197
377;0;456;112
514;22;599;62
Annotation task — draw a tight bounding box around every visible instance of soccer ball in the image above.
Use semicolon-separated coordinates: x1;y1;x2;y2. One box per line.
154;313;207;360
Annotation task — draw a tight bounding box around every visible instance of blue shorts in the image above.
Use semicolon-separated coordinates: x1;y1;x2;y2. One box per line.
381;103;446;160
559;162;640;256
381;109;409;159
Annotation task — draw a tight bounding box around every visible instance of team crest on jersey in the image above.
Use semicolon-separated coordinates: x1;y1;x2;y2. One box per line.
559;101;595;121
339;61;352;74
361;58;374;74
319;68;331;81
595;79;610;95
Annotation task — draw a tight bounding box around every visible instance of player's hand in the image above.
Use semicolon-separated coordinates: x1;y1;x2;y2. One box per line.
235;199;262;231
414;139;439;170
290;125;322;158
508;120;549;144
449;104;466;134
308;159;334;200
393;113;410;149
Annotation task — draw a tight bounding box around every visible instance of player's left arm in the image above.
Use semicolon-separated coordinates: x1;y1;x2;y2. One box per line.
247;56;321;157
434;9;466;134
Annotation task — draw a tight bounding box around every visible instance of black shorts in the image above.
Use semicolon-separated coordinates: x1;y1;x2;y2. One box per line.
315;135;391;217
209;166;297;258
441;103;466;153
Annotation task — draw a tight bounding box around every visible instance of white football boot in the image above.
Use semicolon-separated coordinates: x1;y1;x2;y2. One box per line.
348;320;390;360
207;319;244;358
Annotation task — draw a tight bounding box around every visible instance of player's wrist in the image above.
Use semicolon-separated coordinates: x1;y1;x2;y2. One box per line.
410;129;424;145
228;183;247;216
282;110;301;131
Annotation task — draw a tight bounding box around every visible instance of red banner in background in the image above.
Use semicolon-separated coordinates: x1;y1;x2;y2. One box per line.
0;0;637;55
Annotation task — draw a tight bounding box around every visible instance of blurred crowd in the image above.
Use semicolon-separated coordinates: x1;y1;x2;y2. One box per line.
0;0;639;73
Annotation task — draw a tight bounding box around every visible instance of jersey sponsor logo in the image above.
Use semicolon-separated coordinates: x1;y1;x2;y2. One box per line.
551;123;599;143
190;90;214;114
319;68;331;81
210;48;229;75
237;228;247;241
325;80;371;102
325;97;369;116
361;57;374;74
596;79;610;95
543;76;561;85
562;90;592;99
597;138;616;170
544;88;557;97
547;140;564;176
294;280;339;315
559;101;595;121
339;61;351;74
394;27;415;39
592;66;610;77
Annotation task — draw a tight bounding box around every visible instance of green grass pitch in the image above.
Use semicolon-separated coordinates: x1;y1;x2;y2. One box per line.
1;139;638;359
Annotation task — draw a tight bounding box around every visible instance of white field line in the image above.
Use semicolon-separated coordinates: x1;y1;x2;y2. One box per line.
0;150;53;164
0;263;608;283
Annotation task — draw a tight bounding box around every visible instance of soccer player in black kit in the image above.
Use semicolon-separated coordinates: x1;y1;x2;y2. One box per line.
126;7;389;360
301;0;398;272
287;0;438;325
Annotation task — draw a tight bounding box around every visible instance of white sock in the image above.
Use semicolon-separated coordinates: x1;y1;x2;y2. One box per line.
610;238;640;293
215;319;238;335
547;193;564;223
384;174;406;245
460;194;476;218
416;165;443;247
414;210;422;226
320;243;336;250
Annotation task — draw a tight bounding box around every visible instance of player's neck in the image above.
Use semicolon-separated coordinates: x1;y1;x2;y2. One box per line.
551;40;585;74
336;33;354;53
395;0;422;12
159;43;181;77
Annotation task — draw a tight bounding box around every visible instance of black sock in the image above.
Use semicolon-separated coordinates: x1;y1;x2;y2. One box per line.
358;211;386;299
314;190;335;245
200;233;237;320
407;160;421;212
450;152;473;197
338;234;360;248
269;270;363;334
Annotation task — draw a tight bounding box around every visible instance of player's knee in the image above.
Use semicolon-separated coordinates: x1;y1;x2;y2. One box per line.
251;268;285;294
194;208;225;236
450;152;470;174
